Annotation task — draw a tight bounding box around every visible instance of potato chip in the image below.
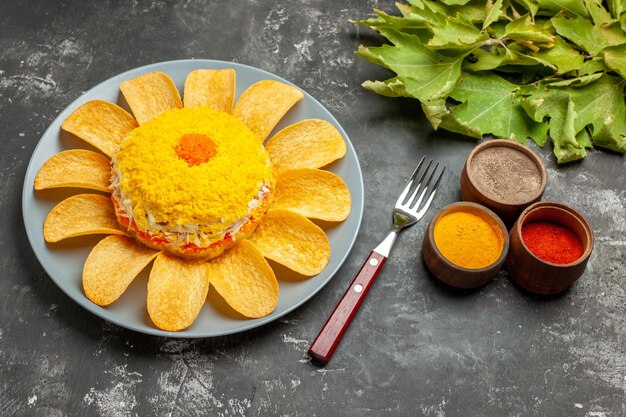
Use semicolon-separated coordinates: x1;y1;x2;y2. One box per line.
206;240;278;318
83;235;159;306
272;168;351;221
184;69;235;112
61;100;138;158
266;119;346;172
34;149;111;192
147;253;209;331
248;209;330;276
120;72;183;125
233;80;303;141
43;194;127;243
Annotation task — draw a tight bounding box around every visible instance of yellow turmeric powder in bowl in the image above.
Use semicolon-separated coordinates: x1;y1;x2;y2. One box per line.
433;211;503;269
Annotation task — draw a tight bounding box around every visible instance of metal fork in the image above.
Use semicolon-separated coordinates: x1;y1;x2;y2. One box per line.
308;157;446;365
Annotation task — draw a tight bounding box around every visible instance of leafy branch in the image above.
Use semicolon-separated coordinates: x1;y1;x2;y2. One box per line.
353;0;626;163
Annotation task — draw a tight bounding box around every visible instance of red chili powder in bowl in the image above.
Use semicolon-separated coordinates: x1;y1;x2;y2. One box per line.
521;220;584;264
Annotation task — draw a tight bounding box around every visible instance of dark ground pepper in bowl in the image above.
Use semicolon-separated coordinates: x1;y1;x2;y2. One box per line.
461;139;547;227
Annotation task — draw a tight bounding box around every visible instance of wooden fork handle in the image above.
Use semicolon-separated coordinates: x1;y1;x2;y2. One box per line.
308;251;387;365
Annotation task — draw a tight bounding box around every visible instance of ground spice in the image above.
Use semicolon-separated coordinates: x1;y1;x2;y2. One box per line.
521;220;583;264
434;211;503;269
470;146;542;203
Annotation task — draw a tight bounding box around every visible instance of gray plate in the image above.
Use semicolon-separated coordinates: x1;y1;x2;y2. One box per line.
22;59;364;338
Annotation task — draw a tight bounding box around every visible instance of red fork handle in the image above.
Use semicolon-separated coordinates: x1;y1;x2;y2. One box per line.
308;251;387;365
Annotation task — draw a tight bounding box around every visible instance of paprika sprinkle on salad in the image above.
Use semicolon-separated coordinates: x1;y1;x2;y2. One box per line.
521;221;583;264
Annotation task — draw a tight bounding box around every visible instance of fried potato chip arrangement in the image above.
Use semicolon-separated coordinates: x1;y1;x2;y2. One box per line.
35;68;351;331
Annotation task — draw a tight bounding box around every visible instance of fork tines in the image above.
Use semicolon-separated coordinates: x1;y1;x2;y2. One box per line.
397;156;446;213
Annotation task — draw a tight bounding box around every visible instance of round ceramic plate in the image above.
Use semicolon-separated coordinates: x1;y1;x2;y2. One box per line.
22;59;364;338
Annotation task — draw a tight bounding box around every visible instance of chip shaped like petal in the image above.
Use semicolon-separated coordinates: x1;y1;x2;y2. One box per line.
266;119;346;172
233;80;304;141
61;100;138;158
147;254;210;332
248;209;330;276
34;149;112;192
206;240;279;318
120;72;183;125
184;69;235;113
273;168;351;222
44;194;127;243
83;235;159;306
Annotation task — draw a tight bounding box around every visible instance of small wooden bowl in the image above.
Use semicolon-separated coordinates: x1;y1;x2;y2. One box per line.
507;201;594;295
422;202;509;289
461;139;547;227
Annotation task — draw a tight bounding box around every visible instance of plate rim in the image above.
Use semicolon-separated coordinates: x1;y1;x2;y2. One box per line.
22;58;364;338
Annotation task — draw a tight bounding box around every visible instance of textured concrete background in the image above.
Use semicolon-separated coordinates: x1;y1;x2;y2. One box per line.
1;1;624;416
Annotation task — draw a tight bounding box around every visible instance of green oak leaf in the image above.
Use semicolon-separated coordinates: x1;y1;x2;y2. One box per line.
446;72;549;143
601;44;626;78
356;28;468;103
551;14;626;55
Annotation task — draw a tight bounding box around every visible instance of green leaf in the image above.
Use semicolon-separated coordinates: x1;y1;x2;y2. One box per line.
551;14;626;55
446;72;549;143
504;14;557;45
483;0;505;30
601;44;626;78
361;77;412;98
465;45;556;71
423;101;485;137
357;28;468;103
521;89;586;162
576;128;592;149
583;0;615;25
536;0;589;17
531;37;583;74
546;72;603;86
353;0;626;163
446;2;488;23
428;14;488;48
565;75;626;153
440;0;473;5
578;57;611;75
351;8;430;30
607;0;626;19
522;75;626;160
511;0;540;17
355;44;390;70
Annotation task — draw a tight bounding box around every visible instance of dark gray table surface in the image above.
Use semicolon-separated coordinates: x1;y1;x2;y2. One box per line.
1;1;624;416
